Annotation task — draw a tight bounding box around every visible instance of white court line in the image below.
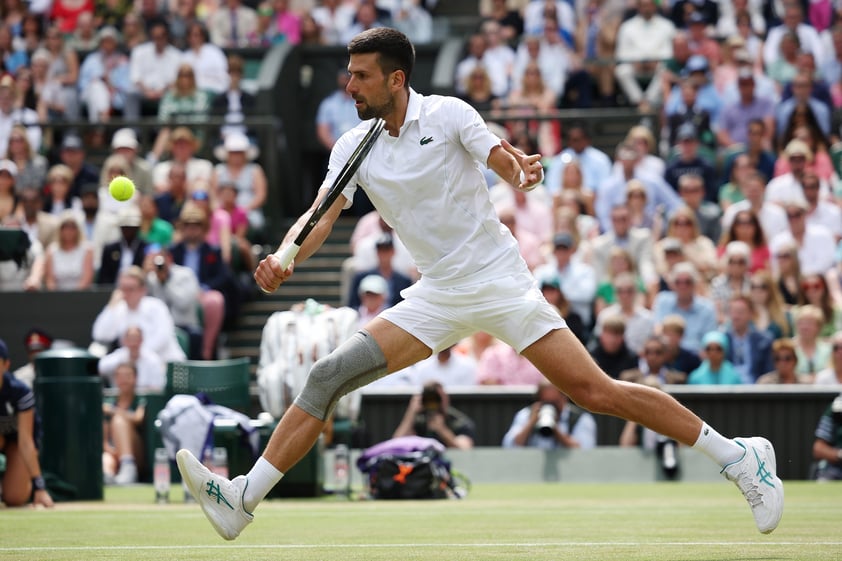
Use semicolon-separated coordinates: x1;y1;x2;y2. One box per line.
3;542;842;552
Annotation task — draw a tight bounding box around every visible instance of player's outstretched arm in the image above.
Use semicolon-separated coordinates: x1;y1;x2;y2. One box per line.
487;139;544;192
254;192;348;294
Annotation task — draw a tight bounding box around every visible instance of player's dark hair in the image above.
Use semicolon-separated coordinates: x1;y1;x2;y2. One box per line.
348;27;414;89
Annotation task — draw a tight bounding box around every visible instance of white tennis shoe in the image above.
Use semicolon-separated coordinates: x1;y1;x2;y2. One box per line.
176;449;253;540
721;437;784;534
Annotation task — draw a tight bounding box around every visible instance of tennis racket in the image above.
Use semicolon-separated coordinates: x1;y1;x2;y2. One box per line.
276;117;385;269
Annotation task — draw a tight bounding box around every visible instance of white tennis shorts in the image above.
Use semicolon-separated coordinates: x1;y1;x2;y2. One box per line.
379;271;567;354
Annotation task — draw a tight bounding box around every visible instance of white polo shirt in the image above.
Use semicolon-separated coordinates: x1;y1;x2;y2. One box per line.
330;90;522;286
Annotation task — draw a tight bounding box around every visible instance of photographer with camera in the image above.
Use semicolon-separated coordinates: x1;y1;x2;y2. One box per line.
812;393;842;481
392;381;476;449
144;244;204;359
502;382;596;449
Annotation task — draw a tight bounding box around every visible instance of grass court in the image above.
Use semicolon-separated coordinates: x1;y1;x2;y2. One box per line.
1;481;840;561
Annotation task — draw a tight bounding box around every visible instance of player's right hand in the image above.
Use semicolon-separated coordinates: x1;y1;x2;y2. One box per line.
254;253;294;294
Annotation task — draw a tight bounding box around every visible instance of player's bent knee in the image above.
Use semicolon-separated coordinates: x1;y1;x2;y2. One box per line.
567;378;623;416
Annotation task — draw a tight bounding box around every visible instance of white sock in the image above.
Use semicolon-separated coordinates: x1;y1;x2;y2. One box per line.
243;456;283;512
692;423;745;467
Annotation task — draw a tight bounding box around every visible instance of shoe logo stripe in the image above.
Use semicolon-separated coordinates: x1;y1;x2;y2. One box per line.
206;480;235;510
753;448;775;488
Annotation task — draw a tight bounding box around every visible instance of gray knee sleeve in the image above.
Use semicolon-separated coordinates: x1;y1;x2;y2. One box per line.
294;330;388;421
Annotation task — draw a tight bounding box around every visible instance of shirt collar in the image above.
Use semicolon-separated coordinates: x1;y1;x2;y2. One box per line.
404;88;422;126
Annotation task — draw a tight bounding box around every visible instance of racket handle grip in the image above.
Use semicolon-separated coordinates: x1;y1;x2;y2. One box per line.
276;243;300;269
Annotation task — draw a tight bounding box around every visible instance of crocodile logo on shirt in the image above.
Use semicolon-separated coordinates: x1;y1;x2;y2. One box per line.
420;136;434;145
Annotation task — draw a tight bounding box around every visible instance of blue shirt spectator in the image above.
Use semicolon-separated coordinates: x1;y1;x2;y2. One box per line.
653;263;717;353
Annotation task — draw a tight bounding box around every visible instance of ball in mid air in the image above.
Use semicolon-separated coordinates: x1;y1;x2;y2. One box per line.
109;176;135;202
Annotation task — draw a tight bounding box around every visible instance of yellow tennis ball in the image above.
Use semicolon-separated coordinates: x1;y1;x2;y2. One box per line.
109;176;135;202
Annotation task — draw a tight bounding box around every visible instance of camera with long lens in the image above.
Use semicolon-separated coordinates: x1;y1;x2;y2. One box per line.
535;403;558;437
413;386;443;435
153;255;165;271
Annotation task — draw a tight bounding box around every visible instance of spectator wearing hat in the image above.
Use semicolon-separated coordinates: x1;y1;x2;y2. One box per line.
12;329;53;389
100;128;154;197
347;233;413;310
664;123;718;203
17;184;59;250
613;0;676;113
143;244;204;360
0;337;54;507
43;164;82;218
766;139;832;205
356;273;389;328
169;203;233;358
715;69;775;149
653;262;717;353
58;134;100;200
44;209;95;291
92;265;187;363
126;19;182;120
688;331;742;384
151;127;213;192
211;131;267;234
596;141;682;233
148;63;213;163
97;205;149;286
78;26;131;123
533;231;597;327
0;74;41;158
770;199;836;276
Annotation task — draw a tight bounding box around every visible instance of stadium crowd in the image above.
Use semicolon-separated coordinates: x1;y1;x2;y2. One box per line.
1;0;842;489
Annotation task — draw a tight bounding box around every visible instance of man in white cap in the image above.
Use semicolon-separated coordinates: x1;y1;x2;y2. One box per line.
765;139;832;204
356;273;389;328
101;128;153;196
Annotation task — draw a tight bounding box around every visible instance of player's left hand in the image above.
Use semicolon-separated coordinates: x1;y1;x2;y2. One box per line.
32;489;54;509
501;139;543;191
254;254;294;294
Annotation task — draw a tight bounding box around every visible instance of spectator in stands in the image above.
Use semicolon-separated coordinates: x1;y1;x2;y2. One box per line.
824;24;842;90
214;181;254;269
664;124;718;202
624;178;662;233
171;202;233;352
50;0;94;35
388;0;433;45
78;26;131;124
653;262;717;353
181;21;229;96
138;193;173;247
455;34;507;101
664;78;714;152
814;333;842;385
152;165;189;222
341;1;385;45
655;207;717;281
614;0;675;113
100;129;154;197
403;345;477;388
208;0;258;48
592;246;645;316
17;13;43;53
316;69;361;152
0;24;26;81
504;60;559;155
186;188;232;263
0;214;43;291
594;271;653;355
523;0;575;39
5;125;46;193
211;131;267;233
79;182;119;269
665;56;722;137
722;172;787;245
589;314;639;378
660;314;702;375
65;10;97;51
756;338;811;384
212;55;258;141
718;154;751;211
724;118;777;185
812;392;842;480
503;381;596;449
766;140;830;205
0;75;40;158
792;305;832;377
534;232;597;327
763;2;825;71
0;338;54;507
750;270;792;340
98;325;166;390
311;0;356;46
42;164;80;217
677;172;720;243
121;12;147;51
596;141;682;233
483;0;524;45
716;69;775;150
152;127;213;192
660;31;692;107
548;158;595;217
775;73;831;143
126;19;181;121
459;65;499;113
43;210;94;290
620;334;686;385
392;381;475;449
544;122;612;198
475;337;545;385
350;212;416;279
0;159;16;220
688;331;742;385
347;233;412;310
10;329;52;390
710;241;752;324
799;274;841;338
777;125;834;184
717;209;769;274
495;205;545;271
801;171;842;240
625;125;666;178
42;25;81;122
772;240;804;306
58;134;100;199
17;184;59;250
723;294;774;384
92;265;187;362
101;361;145;486
771;199;836;278
539;275;586;343
576;0;622;107
149;64;213;163
97;205;148;286
143;244;204;360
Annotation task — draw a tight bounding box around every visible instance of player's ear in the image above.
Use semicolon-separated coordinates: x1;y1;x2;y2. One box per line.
391;69;405;90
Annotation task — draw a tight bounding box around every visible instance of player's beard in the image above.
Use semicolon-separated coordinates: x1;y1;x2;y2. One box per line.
355;90;395;121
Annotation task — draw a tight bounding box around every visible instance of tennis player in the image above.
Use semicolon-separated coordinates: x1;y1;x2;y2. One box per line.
177;27;783;539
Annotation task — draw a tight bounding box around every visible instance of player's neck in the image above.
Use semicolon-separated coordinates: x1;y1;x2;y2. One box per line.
384;89;410;137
